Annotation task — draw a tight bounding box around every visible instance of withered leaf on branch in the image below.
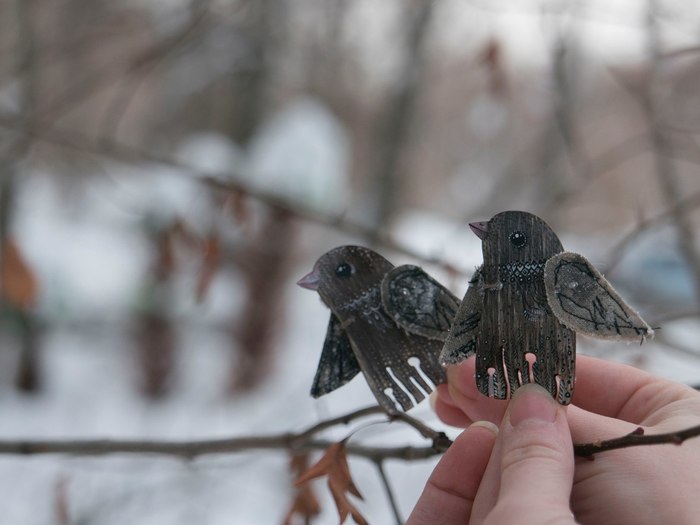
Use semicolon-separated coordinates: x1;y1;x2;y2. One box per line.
228;188;251;229
195;233;221;302
0;237;38;311
296;441;367;525
153;226;176;280
170;217;199;249
283;453;321;525
478;38;506;94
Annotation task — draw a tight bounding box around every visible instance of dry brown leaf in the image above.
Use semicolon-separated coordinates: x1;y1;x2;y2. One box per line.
478;38;507;94
195;233;221;302
170;217;199;249
229;189;251;228
296;442;367;525
154;227;175;280
0;236;38;311
283;454;322;525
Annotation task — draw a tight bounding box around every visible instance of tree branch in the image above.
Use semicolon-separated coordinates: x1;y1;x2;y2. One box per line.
0;406;699;462
0;435;447;462
0;117;470;275
602;188;700;276
374;460;403;525
574;424;700;458
0;405;449;462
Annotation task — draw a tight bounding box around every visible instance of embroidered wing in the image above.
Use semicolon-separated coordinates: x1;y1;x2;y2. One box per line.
440;268;483;364
381;265;460;341
310;313;362;398
544;252;654;341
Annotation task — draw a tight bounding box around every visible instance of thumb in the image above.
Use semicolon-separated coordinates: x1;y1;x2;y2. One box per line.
488;384;575;524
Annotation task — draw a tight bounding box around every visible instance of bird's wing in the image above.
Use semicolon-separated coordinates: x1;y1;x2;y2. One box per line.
544;252;654;341
381;264;460;341
310;313;362;398
440;268;483;364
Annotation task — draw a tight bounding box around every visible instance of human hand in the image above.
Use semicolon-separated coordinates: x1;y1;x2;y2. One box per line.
415;355;700;525
409;383;576;524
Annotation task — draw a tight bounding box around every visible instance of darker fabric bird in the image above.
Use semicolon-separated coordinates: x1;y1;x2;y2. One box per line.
298;245;458;414
442;211;653;405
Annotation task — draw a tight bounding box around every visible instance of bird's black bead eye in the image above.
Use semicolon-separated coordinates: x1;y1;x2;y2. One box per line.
335;262;354;278
509;231;527;248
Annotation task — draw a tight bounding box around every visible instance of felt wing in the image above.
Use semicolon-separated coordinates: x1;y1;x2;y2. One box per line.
440;268;483;364
310;313;362;398
381;265;460;341
544;252;654;341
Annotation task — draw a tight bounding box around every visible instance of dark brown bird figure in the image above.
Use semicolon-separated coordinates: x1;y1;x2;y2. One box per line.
442;211;653;405
298;245;459;414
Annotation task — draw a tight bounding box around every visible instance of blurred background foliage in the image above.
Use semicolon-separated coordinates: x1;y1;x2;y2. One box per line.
2;0;700;523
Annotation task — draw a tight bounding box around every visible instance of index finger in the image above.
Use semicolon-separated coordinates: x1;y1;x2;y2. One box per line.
572;354;698;423
407;422;498;525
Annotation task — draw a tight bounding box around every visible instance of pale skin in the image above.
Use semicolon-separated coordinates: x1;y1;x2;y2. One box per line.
407;355;700;525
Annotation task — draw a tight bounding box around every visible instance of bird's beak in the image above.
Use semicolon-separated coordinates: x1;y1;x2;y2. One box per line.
297;267;320;290
469;221;489;240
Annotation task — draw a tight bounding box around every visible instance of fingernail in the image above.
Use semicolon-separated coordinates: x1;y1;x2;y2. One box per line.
470;420;499;435
509;384;558;426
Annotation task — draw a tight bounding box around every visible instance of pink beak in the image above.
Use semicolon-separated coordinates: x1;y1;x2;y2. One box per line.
469;221;489;240
297;268;320;290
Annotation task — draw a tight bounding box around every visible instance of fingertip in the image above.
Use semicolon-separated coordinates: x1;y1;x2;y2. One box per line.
469;419;499;436
408;418;498;525
497;386;574;505
445;357;477;395
433;395;472;428
508;384;559;426
435;383;456;407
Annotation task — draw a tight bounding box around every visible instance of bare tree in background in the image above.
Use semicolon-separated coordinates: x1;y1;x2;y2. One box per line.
1;1;700;523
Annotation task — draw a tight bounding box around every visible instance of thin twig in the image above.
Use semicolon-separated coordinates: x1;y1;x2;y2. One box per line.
293;406;385;444
37;4;211;124
0;117;470;275
390;412;452;450
375;460;403;525
587;132;650;181
0;404;448;462
603;188;700;276
574;424;700;458
637;0;700;308
0;414;699;461
0;436;445;462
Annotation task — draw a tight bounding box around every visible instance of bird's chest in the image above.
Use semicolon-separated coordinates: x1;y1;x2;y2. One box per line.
497;259;547;287
334;287;393;330
482;259;552;329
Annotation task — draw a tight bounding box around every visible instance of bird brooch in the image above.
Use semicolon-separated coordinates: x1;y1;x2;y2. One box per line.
442;210;653;405
297;245;458;414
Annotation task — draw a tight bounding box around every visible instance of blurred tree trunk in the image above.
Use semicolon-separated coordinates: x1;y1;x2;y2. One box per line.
229;208;296;392
135;224;176;399
3;0;42;393
221;1;297;392
227;0;279;145
368;1;435;237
